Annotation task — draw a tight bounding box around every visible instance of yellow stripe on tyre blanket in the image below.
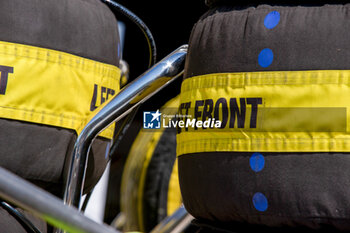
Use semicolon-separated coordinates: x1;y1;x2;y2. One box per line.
121;96;182;232
177;70;350;155
0;41;120;139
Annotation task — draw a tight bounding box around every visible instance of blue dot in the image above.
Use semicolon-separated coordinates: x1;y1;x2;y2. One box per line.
258;48;274;68
253;192;268;212
250;152;265;172
264;11;280;29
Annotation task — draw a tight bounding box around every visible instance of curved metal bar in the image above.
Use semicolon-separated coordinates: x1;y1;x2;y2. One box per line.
0;167;120;233
63;45;188;208
150;206;194;233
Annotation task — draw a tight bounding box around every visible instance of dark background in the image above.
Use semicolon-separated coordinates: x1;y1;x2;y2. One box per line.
113;1;207;82
104;1;208;223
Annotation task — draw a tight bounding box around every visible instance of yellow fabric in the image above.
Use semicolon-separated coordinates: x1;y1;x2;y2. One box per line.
0;41;120;139
177;71;350;155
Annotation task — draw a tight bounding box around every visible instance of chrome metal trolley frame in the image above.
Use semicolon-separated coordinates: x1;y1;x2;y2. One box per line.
0;45;192;233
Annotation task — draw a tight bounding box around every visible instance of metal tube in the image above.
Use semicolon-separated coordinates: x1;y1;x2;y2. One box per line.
0;167;120;233
150;206;194;233
63;45;188;208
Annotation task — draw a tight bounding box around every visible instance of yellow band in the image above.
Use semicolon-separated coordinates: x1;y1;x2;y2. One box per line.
0;41;120;139
177;71;350;155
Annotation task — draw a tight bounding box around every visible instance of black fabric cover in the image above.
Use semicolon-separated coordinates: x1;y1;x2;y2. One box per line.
0;0;120;66
179;3;350;231
0;119;109;195
205;0;350;8
185;4;350;77
179;153;350;231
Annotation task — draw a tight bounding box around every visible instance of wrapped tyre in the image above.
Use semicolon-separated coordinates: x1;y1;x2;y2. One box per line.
178;3;350;232
0;0;120;232
121;96;182;232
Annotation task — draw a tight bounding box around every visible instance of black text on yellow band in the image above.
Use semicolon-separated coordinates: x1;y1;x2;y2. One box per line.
177;71;350;155
0;41;121;139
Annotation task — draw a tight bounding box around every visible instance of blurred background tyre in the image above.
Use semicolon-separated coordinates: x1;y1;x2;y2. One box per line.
119;96;181;232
